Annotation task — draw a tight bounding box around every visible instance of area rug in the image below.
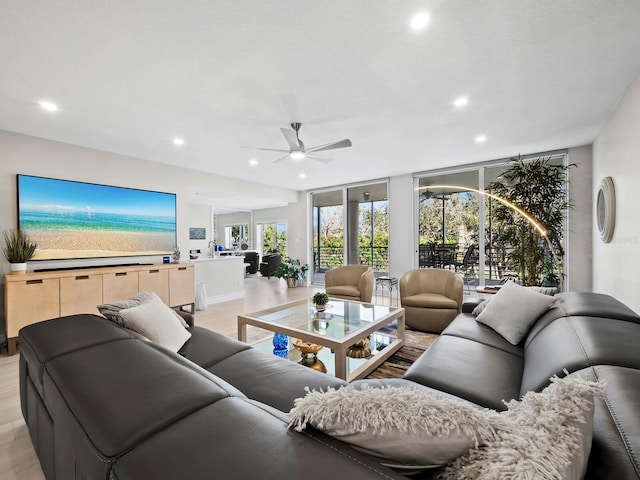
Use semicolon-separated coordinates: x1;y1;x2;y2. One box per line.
367;327;437;379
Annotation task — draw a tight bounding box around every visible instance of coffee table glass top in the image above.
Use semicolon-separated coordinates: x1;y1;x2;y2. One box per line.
246;298;397;341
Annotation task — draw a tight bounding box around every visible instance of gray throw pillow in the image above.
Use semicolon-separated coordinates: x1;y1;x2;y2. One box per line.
98;291;188;328
475;281;554;344
119;295;192;352
471;286;556;317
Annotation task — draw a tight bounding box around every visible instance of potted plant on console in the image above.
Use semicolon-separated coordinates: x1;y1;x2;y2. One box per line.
312;292;329;311
2;228;37;274
274;256;309;287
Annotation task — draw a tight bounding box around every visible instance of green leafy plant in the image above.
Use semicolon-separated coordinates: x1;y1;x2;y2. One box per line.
2;229;37;263
488;155;574;286
312;292;329;305
274;256;309;283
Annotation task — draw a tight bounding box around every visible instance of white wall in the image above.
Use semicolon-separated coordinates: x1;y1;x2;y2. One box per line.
253;193;308;262
188;204;212;255
388;174;415;279
566;145;593;292
593;72;640;313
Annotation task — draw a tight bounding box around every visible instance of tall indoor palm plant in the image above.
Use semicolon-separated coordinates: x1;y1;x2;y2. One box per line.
488;155;573;286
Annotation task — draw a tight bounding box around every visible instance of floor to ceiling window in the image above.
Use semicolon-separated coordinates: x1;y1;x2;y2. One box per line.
311;181;389;284
417;170;480;289
415;153;568;288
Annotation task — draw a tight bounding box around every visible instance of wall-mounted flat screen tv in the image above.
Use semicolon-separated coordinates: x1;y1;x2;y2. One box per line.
17;174;177;261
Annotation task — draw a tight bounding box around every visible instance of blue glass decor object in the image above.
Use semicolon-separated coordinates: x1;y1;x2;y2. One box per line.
272;332;289;358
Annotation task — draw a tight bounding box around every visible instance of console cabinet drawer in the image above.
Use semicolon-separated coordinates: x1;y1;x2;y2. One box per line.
138;268;169;304
102;271;139;303
5;278;60;338
60;275;103;316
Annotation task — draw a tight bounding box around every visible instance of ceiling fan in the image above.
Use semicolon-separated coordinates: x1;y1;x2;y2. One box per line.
245;123;352;163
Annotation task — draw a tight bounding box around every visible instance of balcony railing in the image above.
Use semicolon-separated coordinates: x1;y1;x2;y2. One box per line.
313;245;389;273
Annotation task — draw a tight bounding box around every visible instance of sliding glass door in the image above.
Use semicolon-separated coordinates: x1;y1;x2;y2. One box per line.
311;181;389;284
415;154;567;288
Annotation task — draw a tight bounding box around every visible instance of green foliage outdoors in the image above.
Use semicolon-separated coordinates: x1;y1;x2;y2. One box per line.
2;229;37;263
313;202;389;271
488;155;573;286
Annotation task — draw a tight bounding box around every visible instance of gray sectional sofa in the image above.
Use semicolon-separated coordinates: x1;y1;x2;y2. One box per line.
19;292;640;479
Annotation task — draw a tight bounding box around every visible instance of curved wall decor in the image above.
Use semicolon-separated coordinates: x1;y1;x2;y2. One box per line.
596;176;616;243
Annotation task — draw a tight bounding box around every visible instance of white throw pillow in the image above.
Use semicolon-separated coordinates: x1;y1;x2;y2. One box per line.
289;385;503;470
119;296;192;352
437;375;605;480
475;281;554;344
98;291;188;328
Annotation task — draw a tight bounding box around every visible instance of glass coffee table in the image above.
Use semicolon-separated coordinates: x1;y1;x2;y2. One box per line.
238;298;405;381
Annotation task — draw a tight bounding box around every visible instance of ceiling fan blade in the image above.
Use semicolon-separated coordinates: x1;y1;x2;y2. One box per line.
272;153;291;163
241;146;290;153
306;139;352;153
307;154;333;164
280;128;300;149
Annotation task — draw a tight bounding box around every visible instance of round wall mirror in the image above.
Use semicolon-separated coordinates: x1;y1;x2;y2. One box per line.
596;176;616;243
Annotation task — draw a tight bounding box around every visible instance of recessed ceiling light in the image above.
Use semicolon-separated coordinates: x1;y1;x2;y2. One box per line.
454;97;469;108
172;138;185;146
475;135;487;143
249;158;258;166
410;12;430;30
299;173;306;179
38;100;58;112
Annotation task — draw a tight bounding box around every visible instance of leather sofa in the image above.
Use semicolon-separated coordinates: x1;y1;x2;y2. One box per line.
19;292;640;479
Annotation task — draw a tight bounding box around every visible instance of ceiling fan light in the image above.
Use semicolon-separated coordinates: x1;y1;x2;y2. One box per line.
290;150;306;160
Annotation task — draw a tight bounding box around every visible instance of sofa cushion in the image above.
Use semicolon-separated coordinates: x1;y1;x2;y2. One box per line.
98;291;189;328
207;347;347;412
440;313;523;357
404;335;523;410
119;296;191;352
326;285;361;298
178;326;251;367
18;314;140;397
439;375;605;480
43;338;239;478
579;365;640;480
475;281;554;345
288;384;503;471
112;396;403;480
401;293;458;309
521;315;640;395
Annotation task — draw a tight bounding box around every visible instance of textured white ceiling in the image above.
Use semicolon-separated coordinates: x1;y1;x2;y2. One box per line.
1;0;640;198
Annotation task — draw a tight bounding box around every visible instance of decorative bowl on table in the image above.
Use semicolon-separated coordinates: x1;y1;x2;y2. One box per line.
291;338;324;357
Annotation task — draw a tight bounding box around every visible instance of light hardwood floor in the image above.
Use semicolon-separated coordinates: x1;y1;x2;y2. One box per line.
0;275;342;479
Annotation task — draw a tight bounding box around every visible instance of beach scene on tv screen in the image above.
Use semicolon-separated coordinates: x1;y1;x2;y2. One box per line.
18;175;176;260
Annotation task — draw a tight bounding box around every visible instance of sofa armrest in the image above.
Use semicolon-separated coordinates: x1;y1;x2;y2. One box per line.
177;310;195;328
462;298;484;314
358;268;374;303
